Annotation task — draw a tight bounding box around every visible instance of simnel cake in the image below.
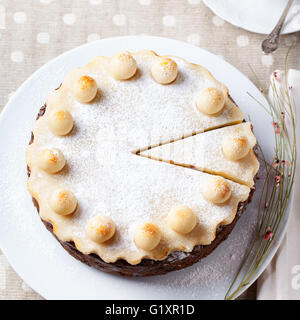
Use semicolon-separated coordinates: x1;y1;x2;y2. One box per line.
26;50;259;276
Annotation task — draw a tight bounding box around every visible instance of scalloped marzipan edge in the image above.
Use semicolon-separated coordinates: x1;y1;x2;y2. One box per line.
26;50;254;265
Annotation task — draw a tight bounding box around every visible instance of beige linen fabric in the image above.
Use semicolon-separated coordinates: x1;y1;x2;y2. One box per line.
0;0;299;300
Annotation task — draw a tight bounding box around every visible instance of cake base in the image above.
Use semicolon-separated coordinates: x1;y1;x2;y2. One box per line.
28;104;256;277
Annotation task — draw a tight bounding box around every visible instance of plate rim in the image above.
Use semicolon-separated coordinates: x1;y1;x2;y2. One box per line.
203;0;300;35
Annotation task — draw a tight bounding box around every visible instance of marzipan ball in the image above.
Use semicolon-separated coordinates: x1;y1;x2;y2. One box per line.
109;51;137;80
222;135;250;161
86;216;116;243
48;109;74;136
202;177;232;204
49;189;77;216
72;75;98;103
37;148;66;173
167;205;197;234
196;87;225;115
134;222;161;251
151;57;178;84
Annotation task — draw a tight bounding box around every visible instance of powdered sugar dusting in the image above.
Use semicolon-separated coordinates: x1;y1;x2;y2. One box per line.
26;51;250;264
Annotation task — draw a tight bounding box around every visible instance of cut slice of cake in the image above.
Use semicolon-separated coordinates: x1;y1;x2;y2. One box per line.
140;122;259;187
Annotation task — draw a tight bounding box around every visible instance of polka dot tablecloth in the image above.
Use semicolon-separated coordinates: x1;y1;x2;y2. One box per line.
0;0;299;300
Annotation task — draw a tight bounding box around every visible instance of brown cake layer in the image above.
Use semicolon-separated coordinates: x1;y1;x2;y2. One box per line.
28;104;257;277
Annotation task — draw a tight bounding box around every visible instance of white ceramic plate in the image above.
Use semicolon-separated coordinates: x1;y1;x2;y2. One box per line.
203;0;300;34
0;36;290;300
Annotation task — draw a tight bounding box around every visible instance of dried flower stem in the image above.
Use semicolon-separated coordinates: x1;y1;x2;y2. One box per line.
225;47;297;300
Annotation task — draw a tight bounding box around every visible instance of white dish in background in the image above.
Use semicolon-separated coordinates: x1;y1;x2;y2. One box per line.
0;36;290;299
203;0;300;34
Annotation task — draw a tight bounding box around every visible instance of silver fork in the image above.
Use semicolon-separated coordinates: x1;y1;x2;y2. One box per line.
261;0;294;54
